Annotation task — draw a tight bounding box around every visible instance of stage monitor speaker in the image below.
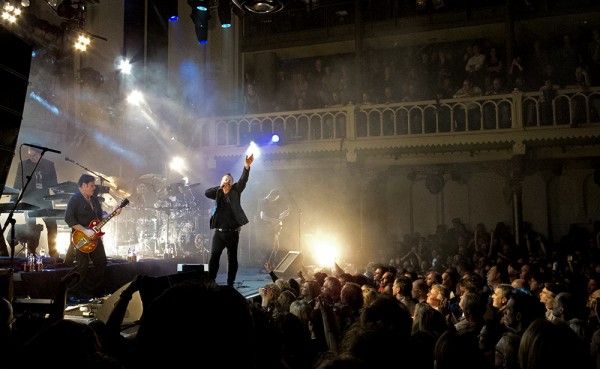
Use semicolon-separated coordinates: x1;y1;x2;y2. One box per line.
95;281;143;325
273;251;303;278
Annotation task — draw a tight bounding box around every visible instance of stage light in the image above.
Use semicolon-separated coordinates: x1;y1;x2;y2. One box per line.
74;33;91;51
218;0;232;28
57;0;76;19
2;1;22;24
231;0;290;14
117;58;132;74
188;0;208;11
189;6;210;45
271;134;280;143
160;0;178;22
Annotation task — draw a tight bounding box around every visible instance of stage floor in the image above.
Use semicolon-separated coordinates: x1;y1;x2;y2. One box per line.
3;255;274;302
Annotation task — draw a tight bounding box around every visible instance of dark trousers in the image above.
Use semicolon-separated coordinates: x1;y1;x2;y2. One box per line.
208;229;240;286
64;241;108;297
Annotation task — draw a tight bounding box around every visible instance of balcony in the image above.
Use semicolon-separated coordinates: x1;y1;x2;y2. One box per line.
195;87;600;169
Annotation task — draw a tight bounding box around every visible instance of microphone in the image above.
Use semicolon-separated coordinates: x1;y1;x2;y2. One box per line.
65;157;75;163
24;143;61;154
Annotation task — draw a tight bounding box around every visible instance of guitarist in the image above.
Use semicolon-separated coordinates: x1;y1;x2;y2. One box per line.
63;174;122;299
258;189;289;267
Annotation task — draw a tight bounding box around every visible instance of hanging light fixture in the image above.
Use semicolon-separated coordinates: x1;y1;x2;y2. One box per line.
231;0;290;15
218;0;231;28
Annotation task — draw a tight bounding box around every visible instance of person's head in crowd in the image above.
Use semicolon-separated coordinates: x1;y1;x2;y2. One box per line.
492;283;513;312
502;288;546;334
352;274;369;288
426;270;442;287
507;262;520;282
587;289;600;316
135;280;255;368
338;272;355;286
412;301;447;338
460;291;486;323
539;282;566;313
461;271;486;294
321;276;342;302
434;329;487;369
313;271;328;286
511;277;530;290
361;285;378;310
412;278;429;303
313;353;369;369
301;280;321;302
360;294;412;338
289;299;314;328
587;273;600;296
520;263;532;281
20;319;113;367
427;284;450;313
0;297;15;345
288;278;300;297
518;317;594;369
552;291;586;324
340;282;363;315
372;264;387;286
528;267;546;296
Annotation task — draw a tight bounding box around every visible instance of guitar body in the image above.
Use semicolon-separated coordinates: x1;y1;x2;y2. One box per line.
71;220;105;253
71;198;129;253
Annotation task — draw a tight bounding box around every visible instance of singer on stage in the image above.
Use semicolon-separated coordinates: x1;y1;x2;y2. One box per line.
12;146;59;258
204;153;254;287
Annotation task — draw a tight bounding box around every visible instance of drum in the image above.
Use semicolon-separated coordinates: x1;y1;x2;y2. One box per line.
117;219;138;244
136;218;158;239
158;223;178;250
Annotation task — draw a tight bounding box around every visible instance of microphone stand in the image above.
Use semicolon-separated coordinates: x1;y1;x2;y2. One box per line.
66;158;111;186
1;151;48;268
280;185;303;253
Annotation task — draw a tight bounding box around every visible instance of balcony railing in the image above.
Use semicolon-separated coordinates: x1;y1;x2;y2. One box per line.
199;87;600;157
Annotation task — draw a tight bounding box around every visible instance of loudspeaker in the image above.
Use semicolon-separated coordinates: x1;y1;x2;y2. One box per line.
273;251;303;278
0;26;32;190
176;263;207;273
95;281;143;325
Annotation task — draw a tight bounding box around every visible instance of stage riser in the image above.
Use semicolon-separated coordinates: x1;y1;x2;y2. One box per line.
4;257;206;299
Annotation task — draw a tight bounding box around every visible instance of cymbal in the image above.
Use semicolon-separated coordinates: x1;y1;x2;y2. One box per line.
0;202;40;212
51;181;78;193
139;174;166;182
188;183;202;188
27;208;66;218
2;185;19;195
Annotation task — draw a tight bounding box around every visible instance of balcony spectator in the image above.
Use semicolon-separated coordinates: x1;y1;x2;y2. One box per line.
465;44;486;87
484;77;511;129
243;82;261;114
453;78;483;131
485;47;504;81
539;78;563;125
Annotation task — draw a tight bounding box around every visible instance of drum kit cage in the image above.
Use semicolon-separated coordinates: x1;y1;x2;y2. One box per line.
114;177;210;260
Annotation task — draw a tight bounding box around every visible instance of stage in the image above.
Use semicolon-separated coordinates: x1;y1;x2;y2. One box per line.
0;255;276;304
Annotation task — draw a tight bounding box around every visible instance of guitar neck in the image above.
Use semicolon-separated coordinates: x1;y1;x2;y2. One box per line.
95;206;122;229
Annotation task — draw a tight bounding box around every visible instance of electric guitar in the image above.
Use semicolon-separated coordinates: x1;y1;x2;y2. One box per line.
272;208;290;237
71;198;130;253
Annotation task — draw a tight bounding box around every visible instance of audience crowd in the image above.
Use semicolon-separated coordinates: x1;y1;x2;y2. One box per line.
2;216;600;369
241;28;600;122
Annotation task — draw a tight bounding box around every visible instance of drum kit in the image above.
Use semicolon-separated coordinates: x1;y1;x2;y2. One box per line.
119;174;210;259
